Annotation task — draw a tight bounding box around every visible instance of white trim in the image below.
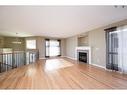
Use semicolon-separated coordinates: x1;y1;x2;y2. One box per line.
75;46;91;64
63;56;77;60
91;63;106;69
61;56;106;69
65;57;106;69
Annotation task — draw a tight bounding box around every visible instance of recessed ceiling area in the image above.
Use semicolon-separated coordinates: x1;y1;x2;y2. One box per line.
0;6;127;38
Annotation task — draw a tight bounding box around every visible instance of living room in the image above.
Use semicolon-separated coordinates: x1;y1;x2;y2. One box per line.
0;2;127;95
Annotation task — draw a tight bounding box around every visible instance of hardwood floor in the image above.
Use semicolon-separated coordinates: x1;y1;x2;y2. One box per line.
0;57;127;89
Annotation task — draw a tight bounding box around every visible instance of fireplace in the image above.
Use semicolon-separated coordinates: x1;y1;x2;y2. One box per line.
75;46;91;64
79;52;87;63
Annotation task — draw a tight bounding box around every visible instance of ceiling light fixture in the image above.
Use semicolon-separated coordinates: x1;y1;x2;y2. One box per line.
12;33;22;44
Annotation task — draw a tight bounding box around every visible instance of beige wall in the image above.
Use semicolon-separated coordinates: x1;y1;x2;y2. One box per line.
25;36;66;59
65;19;127;68
25;36;45;59
61;39;66;56
36;37;45;58
88;19;127;67
66;36;78;59
88;29;106;67
0;36;66;59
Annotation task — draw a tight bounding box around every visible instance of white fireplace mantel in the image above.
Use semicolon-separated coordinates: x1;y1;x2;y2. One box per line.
75;46;91;64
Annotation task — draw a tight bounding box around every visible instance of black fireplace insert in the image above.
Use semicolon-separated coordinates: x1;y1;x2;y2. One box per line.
78;52;87;63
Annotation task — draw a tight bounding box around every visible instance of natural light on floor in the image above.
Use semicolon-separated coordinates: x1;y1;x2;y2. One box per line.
44;58;74;71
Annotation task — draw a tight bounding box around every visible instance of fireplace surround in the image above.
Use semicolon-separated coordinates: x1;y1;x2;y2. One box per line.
75;46;91;64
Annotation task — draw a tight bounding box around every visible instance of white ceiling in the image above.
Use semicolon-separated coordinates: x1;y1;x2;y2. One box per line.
0;6;127;38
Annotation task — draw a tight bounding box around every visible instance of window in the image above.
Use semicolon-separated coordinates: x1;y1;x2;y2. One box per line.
26;40;36;49
45;39;61;57
105;25;127;73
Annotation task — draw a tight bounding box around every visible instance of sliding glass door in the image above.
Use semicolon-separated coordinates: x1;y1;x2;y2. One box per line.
106;25;127;74
45;39;61;57
106;27;119;71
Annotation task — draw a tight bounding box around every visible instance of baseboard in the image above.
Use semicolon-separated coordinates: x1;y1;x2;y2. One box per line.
62;56;106;69
91;63;106;69
63;56;77;60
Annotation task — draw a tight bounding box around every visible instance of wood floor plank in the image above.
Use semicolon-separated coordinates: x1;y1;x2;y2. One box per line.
0;57;127;89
